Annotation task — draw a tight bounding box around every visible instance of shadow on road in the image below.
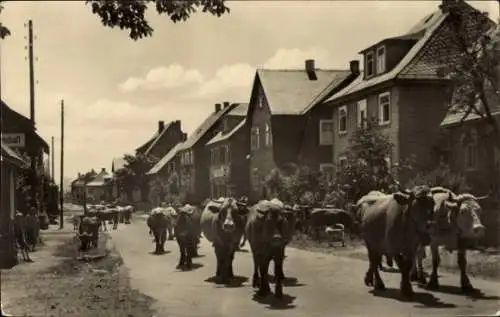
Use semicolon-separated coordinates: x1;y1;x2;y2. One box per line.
369;288;456;308
204;275;248;288
177;263;204;272
251;292;296;310
148;250;171;255
267;275;306;287
418;284;500;301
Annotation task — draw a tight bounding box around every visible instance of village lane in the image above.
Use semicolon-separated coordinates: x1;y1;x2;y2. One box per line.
109;215;500;317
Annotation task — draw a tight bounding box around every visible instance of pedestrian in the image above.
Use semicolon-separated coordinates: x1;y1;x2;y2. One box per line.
14;211;33;262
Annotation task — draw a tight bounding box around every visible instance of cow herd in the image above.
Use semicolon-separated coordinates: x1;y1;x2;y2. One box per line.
75;203;134;251
143;184;488;300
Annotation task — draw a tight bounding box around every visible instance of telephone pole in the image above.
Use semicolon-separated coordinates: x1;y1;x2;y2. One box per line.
51;136;55;181
28;20;35;127
59;100;64;229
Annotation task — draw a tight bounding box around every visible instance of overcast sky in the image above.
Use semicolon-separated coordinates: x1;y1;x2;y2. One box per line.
1;1;498;182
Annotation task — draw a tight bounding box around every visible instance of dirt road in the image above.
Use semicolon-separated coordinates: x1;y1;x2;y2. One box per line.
110;215;500;317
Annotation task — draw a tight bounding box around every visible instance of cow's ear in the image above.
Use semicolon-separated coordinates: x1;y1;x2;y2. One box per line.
208;204;221;213
393;191;412;205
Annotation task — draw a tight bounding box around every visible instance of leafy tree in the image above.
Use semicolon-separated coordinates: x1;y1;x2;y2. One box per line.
0;0;229;40
404;162;471;194
115;153;159;203
148;175;167;206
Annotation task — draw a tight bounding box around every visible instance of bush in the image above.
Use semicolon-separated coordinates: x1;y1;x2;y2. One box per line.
404;163;471;193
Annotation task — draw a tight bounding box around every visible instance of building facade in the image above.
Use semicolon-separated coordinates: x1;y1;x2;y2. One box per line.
206;103;249;198
0;142;27;269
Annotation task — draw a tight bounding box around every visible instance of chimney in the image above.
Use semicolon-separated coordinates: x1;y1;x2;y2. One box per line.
350;60;360;75
175;120;181;127
78;172;82;178
215;103;221;113
158;120;165;134
101;168;106;173
305;59;317;80
223;101;230;109
182;132;188;141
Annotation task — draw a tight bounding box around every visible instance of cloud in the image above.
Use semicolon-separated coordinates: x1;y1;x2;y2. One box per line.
119;64;203;92
263;47;334;69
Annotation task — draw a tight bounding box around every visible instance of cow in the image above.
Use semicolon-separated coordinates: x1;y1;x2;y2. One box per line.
121;205;134;224
174;204;202;270
14;211;33;262
200;197;249;284
411;187;487;292
246;199;295;299
72;215;81;231
78;215;100;251
308;207;354;242
355;191;394;269
97;205;119;231
359;185;435;297
147;207;169;254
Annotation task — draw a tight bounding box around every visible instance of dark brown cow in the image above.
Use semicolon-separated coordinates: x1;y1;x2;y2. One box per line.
79;216;100;251
360;186;434;297
246;199;295;299
200;197;249;284
174;204;202;270
147;208;169;254
309;207;354;241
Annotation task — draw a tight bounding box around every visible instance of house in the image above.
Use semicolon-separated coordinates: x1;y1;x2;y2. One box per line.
324;0;487;180
0;142;28;269
206;103;249;198
85;168;113;203
146;141;184;181
70;169;97;204
135;120;187;160
246;61;358;201
177;102;239;204
111;157;127;200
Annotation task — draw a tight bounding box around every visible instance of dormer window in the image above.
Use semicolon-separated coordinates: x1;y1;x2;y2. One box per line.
365;52;375;78
258;93;265;109
376;46;386;74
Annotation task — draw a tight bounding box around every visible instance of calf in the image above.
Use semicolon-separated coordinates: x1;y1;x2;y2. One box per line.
360;186;434;297
174;204;201;270
200;197;249;284
246;199;294;299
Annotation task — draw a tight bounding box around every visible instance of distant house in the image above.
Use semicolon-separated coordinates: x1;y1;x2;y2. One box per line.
146;141;184;181
323;0;489;181
0;142;27;269
135;120;187;160
85;168;113;203
70;169;97;204
177;102;239;204
206;103;249;198
246;61;358;201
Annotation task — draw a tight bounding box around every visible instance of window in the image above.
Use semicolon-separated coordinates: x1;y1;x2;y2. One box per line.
319;120;334;145
376;46;386;74
357;99;367;128
210;149;214;164
338;105;348;134
265;124;272;146
226;145;231;163
366;51;374;77
320;164;335;183
258;93;265;109
378;92;391;125
464;129;478;170
251;127;260;150
220;145;226;164
338;156;348;169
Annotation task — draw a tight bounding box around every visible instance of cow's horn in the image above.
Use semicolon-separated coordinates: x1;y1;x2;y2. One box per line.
475;195;488;201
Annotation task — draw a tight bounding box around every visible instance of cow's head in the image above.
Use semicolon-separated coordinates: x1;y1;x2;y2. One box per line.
255;199;290;247
393;185;435;237
208;197;249;233
443;193;486;240
175;204;197;238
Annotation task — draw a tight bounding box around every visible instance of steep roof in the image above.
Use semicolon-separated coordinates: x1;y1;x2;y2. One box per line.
207;119;246;146
135;132;159;153
225;103;248;117
257;69;347;115
86;169;112;187
326;8;447;102
178;104;237;151
146;142;183;175
300;71;353;114
144;121;174;156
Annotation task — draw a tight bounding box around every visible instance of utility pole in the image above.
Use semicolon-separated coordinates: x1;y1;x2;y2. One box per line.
28;20;35;127
51;136;55;182
59;100;64;229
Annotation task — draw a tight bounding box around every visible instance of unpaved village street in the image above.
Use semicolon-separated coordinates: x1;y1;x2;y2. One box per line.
109;214;500;317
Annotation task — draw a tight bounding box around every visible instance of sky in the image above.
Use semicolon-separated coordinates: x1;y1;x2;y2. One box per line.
1;0;498;184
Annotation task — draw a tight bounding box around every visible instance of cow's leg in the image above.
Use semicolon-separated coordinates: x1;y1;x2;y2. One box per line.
251;251;260;288
186;238;193;269
415;246;426;284
371;252;386;291
214;244;225;282
426;242;440;290
159;229;167;254
274;248;285;299
258;255;271;296
457;243;474;292
228;247;236;278
398;254;414;297
176;240;185;269
364;246;375;287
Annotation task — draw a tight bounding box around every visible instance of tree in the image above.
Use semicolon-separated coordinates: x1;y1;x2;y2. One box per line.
0;1;9;39
81;171;96;214
405;162;471;194
115;153;159;203
0;0;229;41
335;117;412;202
